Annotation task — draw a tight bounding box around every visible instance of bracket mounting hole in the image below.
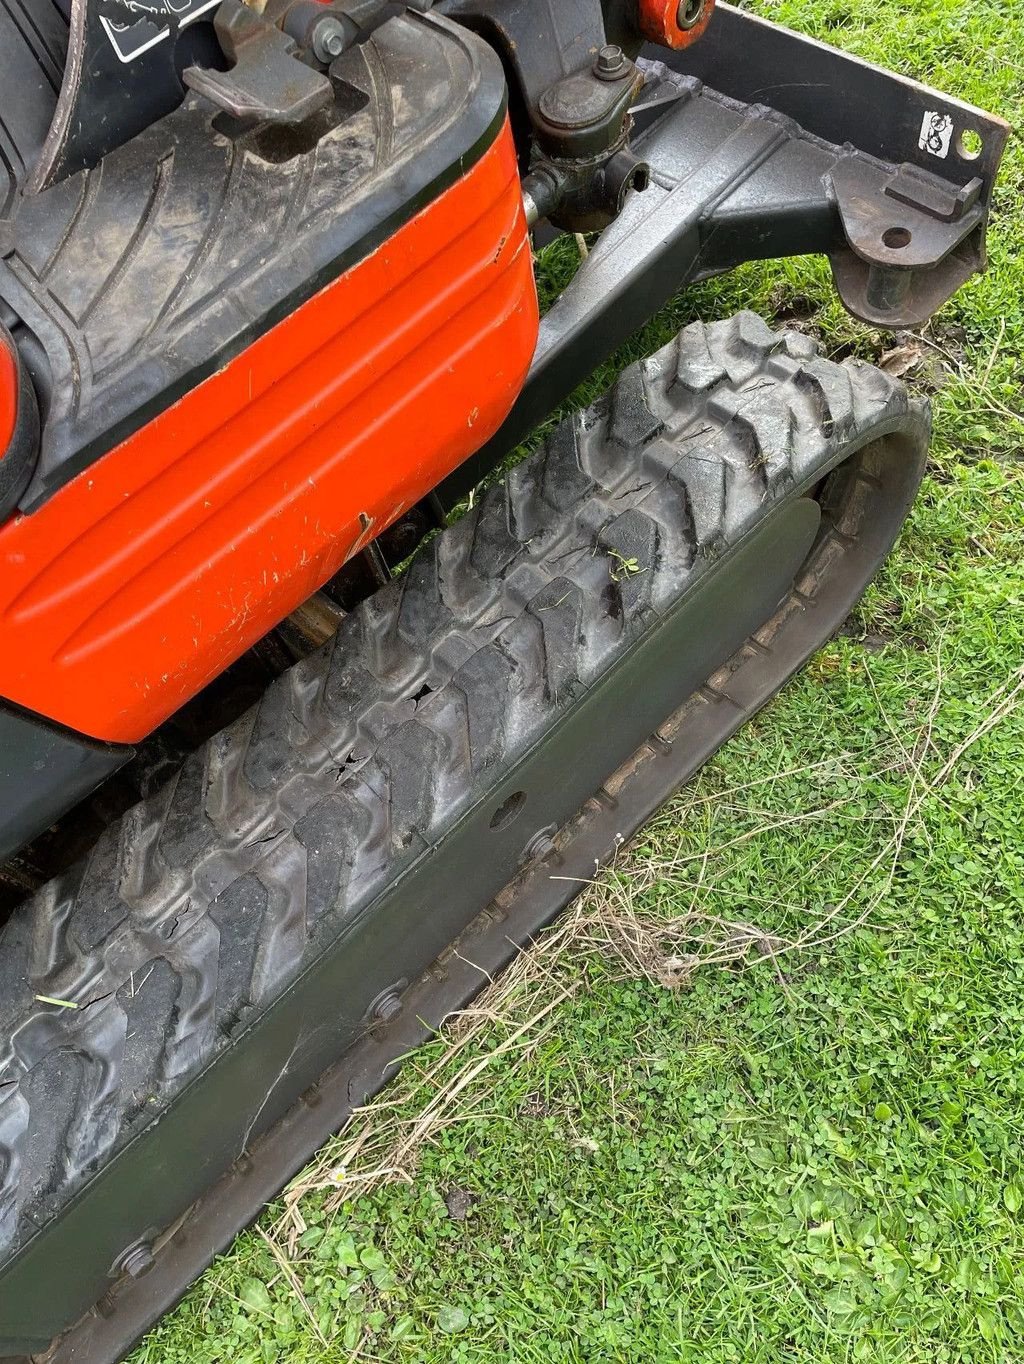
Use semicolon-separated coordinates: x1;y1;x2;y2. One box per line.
490;791;526;831
957;128;984;160
882;227;912;250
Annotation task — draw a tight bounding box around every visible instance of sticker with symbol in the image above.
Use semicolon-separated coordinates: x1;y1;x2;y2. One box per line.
99;0;222;62
919;110;954;160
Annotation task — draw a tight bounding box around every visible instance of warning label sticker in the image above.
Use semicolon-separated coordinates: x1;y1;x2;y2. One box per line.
919;110;954;160
99;0;220;63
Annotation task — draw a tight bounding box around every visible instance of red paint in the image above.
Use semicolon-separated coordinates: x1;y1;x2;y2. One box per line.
0;118;539;742
637;0;716;50
0;335;16;459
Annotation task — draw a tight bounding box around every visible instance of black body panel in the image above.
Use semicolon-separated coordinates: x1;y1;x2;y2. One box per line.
0;705;127;863
0;0;67;222
0;6;507;509
0;326;39;519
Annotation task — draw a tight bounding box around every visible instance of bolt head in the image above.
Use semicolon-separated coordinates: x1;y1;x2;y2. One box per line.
373;991;402;1022
312;15;347;62
594;44;628;79
118;1242;155;1279
523;829;557;864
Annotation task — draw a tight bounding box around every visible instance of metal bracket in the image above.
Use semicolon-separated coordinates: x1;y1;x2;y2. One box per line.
280;0;432;66
535;50;643;160
827;157;987;326
523;45;650;232
884;162;982;224
673;1;1009;208
437;0;611;112
665;6;1008;326
440;28;1008;504
183;0;333;124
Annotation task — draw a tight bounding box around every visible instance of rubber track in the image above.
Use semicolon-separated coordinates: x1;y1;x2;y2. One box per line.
0;313;919;1266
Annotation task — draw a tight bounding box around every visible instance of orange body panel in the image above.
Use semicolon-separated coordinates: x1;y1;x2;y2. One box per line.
638;0;716;49
0;337;15;456
0;119;538;744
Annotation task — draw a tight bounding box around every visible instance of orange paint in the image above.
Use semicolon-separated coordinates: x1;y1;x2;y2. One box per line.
637;0;716;50
0;336;16;458
0;118;539;742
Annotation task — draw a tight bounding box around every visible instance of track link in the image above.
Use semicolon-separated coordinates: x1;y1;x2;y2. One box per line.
0;313;929;1355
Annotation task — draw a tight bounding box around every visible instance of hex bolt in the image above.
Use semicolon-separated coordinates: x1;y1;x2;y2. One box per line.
311;15;348;63
594;44;629;80
522;828;558;864
372;988;403;1023
116;1241;155;1280
677;0;706;29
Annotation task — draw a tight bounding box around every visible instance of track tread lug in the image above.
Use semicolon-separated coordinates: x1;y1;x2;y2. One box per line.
596;507;663;623
609;362;663;449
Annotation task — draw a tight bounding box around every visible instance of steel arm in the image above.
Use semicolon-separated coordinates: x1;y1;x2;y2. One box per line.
440;3;1008;504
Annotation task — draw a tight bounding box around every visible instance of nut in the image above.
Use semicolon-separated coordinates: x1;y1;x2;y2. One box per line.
593;44;629;80
522;827;558;865
311;15;347;63
370;986;404;1023
117;1241;155;1280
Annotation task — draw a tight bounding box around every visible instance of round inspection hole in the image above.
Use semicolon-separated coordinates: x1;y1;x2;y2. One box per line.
882;226;913;250
489;790;526;831
957;128;984;160
679;0;705;28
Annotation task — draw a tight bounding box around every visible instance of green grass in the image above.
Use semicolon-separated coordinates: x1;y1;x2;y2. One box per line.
135;2;1024;1360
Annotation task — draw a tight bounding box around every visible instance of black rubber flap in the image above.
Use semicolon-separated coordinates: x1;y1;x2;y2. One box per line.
0;704;126;863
